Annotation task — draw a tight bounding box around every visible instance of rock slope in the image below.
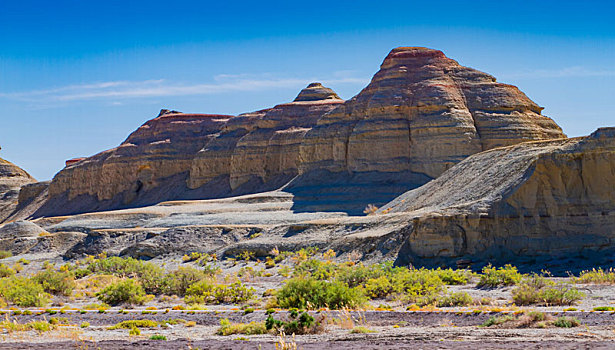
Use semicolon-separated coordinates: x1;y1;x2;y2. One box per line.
1;129;611;273
0;156;36;222
34;47;565;217
34;83;343;216
291;47;565;213
39;111;232;216
380;127;615;267
187;83;344;194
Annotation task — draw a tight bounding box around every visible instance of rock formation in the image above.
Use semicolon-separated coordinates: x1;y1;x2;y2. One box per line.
292;47;565;213
379;127;615;268
0;156;36;222
1;127;612;272
38;84;343;216
33;47;565;217
187;83;344;193
39;111;232;216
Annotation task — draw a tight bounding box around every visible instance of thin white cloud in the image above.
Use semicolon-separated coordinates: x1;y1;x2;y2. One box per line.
0;75;369;103
502;66;615;79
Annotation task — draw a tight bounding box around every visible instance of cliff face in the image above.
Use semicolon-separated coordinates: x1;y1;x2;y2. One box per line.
39;84;343;216
381;127;615;267
37;47;565;217
283;47;564;213
299;47;564;180
41;111;231;215
0;157;35;222
187;83;344;193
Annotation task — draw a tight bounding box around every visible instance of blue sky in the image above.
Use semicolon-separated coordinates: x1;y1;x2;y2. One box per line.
1;0;614;180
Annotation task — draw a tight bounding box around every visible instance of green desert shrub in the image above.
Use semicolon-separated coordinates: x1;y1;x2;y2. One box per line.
108;319;159;330
437;291;473;307
96;279;147;306
334;263;445;305
335;263;385;288
390;268;445;305
0;276;50;307
0;319;56;333
0;250;12;259
435;268;474;285
477;264;523;288
350;326;375;333
32;269;75;296
88;256;165;294
0;263;15;278
363;276;394;299
575;268;615;284
162;266;211;296
184;280;254;304
265;309;323;335
293;259;340;280
512;275;584;306
216;318;267;336
553;316;580;328
480;314;515;327
481;311;548;328
276;277;365;309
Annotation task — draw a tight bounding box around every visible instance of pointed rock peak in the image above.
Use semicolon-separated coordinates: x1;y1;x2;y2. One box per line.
293;82;342;102
157;109;182;117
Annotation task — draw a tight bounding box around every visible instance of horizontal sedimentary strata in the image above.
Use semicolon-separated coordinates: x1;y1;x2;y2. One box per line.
0;157;35;223
381;127;615;267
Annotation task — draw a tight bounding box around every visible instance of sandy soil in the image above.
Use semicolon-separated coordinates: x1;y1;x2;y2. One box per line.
1;309;615;349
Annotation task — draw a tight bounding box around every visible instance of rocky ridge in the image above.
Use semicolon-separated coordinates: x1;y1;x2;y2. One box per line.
32;47;564;217
7;128;608;272
379;127;615;267
0;156;36;222
2;47;612;272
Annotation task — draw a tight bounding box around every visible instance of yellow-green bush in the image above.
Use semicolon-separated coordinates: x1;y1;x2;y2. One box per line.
108;319;159;329
0;263;15;278
184;280;254;304
162;266;211;296
477;264;523;288
364;276;393;299
389;268;445;305
293;259;340;280
276;277;365;309
96;279;147;306
437;291;473;307
0;276;50;307
512;275;584;306
0;319;56;333
216;318;267;335
32;269;75;296
87;256;165;294
434;268;474;285
575;268;615;284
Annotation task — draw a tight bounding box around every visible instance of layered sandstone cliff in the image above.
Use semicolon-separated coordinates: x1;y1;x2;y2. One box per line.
296;47;564;187
39;111;231;215
187;83;344;193
38;84;343;216
36;47;565;217
0;156;36;222
380;127;615;267
281;47;565;213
